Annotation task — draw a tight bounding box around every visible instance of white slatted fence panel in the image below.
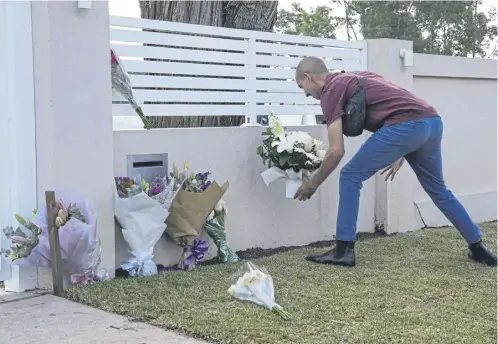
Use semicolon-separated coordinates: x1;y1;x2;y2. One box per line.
110;16;367;126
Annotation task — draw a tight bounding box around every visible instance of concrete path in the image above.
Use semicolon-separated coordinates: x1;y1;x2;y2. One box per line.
0;291;207;344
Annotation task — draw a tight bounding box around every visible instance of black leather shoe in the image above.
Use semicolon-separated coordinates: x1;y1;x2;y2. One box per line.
468;241;497;266
306;240;356;267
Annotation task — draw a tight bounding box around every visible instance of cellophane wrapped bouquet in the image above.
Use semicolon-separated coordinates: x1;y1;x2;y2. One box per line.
1;189;109;285
257;112;326;198
163;162;229;270
110;48;153;130
228;261;291;320
114;174;178;277
204;199;240;263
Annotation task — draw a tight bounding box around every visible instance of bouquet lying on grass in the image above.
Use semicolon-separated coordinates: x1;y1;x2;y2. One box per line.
1;189;109;285
163;162;230;270
228;261;291;320
114;174;178;277
257;112;326;198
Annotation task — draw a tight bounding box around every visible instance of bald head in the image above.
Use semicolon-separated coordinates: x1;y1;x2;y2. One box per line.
295;57;329;81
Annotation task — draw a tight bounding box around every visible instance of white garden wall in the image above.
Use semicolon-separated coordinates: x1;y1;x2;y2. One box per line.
409;54;497;227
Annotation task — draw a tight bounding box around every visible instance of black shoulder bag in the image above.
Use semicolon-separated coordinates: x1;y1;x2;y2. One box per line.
322;71;367;137
342;71;367;137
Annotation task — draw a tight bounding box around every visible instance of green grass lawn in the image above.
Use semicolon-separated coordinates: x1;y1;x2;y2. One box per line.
65;223;497;344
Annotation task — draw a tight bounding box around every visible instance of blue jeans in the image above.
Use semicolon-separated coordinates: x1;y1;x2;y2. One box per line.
336;116;482;244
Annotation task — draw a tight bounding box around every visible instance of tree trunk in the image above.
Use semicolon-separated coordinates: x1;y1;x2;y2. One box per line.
138;1;278;128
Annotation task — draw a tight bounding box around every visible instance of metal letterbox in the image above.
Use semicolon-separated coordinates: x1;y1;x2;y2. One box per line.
126;153;168;182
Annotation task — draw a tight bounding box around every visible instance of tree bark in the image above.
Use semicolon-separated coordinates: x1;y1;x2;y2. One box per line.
138;1;278;128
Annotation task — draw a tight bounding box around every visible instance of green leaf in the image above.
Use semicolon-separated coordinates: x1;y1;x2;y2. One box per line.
256;145;264;156
278;155;287;166
14;214;27;226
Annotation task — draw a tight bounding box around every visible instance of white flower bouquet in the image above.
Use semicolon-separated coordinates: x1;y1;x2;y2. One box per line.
228;261;291;320
257;113;326;198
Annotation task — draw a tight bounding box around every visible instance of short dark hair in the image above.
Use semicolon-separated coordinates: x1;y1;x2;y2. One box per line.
296;57;329;81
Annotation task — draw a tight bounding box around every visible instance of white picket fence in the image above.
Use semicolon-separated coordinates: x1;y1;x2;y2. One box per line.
110;16;367;126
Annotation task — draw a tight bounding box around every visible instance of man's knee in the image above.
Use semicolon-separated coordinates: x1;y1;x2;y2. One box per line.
339;165;361;186
428;188;455;203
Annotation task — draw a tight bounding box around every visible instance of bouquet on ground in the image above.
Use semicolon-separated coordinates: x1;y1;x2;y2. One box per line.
111;48;153;130
257;112;326;198
204;199;239;263
228;261;291;320
1;189;109;285
164;162;229;270
114;174;178;277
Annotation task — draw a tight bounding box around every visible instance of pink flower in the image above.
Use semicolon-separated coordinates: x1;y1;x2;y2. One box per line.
11;236;29;245
110;50;118;65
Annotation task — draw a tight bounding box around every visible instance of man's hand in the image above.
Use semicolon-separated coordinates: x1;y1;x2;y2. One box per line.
380;157;405;181
294;179;317;201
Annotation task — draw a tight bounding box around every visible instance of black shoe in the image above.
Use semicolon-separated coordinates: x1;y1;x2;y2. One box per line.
468;241;497;266
306;240;356;267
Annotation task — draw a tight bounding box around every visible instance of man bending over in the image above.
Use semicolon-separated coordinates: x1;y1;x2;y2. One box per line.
293;56;496;267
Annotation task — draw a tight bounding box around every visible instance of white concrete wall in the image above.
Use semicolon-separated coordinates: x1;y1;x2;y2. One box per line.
31;1;115;288
410;54;497;227
113;127;375;268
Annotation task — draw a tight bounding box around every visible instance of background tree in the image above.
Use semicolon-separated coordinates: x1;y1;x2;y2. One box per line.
276;1;497;58
275;3;340;38
138;1;278;128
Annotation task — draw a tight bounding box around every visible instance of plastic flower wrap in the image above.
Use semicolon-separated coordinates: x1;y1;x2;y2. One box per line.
204;200;239;263
163;162;228;271
111;49;153;130
114;174;178;277
228;261;291;320
257;112;326;198
2;189;109;286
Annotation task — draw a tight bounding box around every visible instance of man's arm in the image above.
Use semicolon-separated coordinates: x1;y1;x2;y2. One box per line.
310;117;345;189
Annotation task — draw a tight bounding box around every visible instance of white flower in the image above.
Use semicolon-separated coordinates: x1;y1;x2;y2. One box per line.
313;138;324;151
227;262;291;320
207;210;215;221
271;134;296;154
289;131;313;152
316;150;326;159
214;200;226;213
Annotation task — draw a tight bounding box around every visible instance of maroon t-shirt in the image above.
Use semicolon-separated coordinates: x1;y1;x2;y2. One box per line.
320;71;439;132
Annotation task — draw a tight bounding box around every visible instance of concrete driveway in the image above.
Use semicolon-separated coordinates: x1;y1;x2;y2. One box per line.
0;291;206;344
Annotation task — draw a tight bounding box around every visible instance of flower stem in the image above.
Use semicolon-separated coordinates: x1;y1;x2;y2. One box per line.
134;106;153;130
272;304;291;320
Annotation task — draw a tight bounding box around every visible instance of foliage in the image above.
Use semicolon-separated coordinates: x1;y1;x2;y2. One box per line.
276;3;340;38
1;212;41;261
275;1;497;58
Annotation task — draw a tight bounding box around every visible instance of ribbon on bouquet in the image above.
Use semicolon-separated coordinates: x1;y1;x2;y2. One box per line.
261;167;311;199
160;238;209;272
183;238;209;269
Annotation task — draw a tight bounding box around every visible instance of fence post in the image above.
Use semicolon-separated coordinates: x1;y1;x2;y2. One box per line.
366;39;418;235
30;1;115;279
246;36;258;125
45;190;63;296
